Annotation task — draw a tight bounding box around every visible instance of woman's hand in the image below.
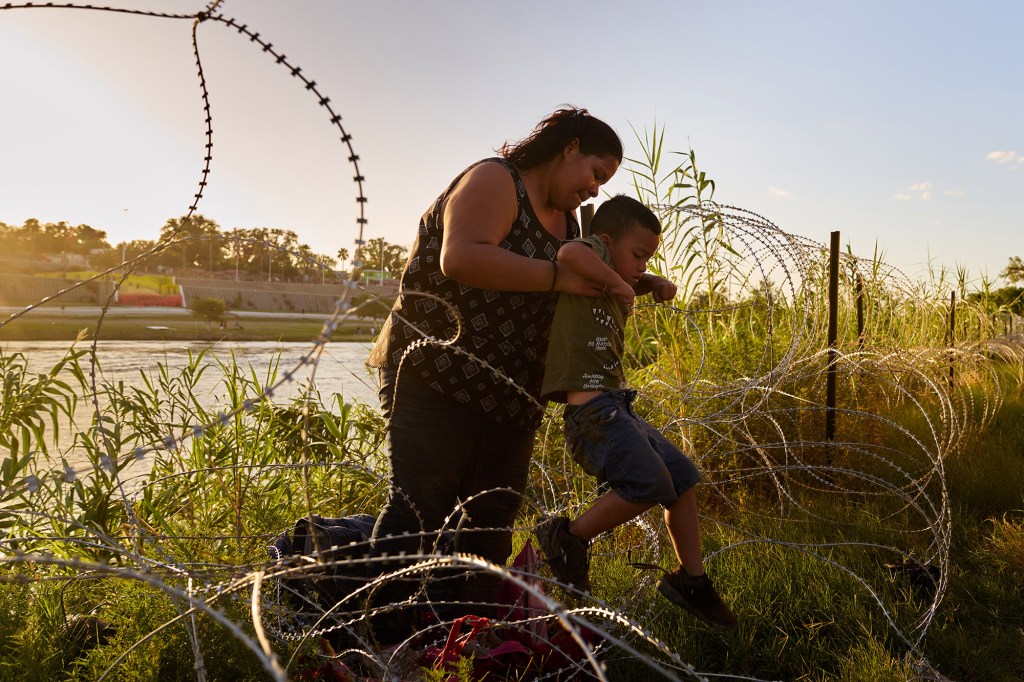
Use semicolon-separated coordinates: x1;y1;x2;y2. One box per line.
554;241;634;302
606;279;637;307
554;264;634;305
552;262;606;297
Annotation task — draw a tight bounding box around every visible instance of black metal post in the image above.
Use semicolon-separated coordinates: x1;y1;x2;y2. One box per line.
580;204;595;237
856;273;864;351
949;291;956;385
826;231;840;441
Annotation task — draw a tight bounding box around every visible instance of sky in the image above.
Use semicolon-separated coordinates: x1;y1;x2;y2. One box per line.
0;1;1021;283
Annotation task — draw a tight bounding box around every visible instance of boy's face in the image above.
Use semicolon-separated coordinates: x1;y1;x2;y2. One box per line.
600;222;660;286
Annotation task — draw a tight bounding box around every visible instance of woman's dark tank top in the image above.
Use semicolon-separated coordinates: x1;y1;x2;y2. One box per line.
366;157;579;430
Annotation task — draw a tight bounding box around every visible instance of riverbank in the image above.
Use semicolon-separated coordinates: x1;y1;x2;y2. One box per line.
0;306;380;342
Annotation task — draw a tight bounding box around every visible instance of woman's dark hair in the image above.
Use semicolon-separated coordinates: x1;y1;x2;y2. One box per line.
590;195;662;237
500;106;623;170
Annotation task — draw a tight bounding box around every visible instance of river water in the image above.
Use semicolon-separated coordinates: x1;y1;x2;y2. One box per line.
1;339;381;466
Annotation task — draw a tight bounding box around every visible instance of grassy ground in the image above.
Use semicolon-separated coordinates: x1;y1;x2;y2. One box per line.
922;397;1024;681
613;394;1024;682
1;364;1022;679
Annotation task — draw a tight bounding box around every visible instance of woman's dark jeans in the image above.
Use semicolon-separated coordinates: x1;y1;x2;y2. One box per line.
371;367;535;603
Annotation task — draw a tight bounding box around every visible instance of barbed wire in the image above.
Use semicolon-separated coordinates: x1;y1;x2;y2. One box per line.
2;2;1022;681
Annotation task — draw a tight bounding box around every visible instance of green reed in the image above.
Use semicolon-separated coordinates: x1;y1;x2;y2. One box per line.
1;130;1023;677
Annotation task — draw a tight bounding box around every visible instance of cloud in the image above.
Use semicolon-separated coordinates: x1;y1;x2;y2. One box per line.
893;182;932;201
768;186;792;198
894;183;965;201
986;150;1019;164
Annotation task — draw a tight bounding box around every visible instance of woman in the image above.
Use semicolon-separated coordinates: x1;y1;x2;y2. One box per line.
366;106;668;604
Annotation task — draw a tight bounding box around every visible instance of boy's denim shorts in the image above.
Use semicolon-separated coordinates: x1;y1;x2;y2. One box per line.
563;389;700;507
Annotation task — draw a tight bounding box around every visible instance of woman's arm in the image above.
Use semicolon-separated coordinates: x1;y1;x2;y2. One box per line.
439;162;604;296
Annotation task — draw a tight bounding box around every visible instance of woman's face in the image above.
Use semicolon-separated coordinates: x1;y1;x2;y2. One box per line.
551;144;620;211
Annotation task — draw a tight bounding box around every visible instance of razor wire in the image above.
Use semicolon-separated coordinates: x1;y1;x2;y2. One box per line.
2;2;1023;681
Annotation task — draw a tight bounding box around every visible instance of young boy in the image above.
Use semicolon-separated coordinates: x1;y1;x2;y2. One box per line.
536;195;737;629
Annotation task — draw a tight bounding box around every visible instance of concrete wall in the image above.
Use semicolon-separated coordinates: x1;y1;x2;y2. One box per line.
0;274;115;305
181;285;345;314
178;277;397;313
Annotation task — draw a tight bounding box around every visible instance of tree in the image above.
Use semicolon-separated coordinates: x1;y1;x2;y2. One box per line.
42;221;74;258
91;239;159;270
19;219;43;256
189;296;226;327
1;212;340;281
121;239;160;260
73;224;110;254
0;221;16;255
1001;256;1024;284
159;215;224;273
234;227;303;281
356;237;408;277
336;247;349;272
221;227;336;281
225;227;264;279
270;229;301;280
317;254;338;279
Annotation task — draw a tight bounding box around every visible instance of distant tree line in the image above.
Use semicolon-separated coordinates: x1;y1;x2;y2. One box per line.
1002;256;1024;285
0;215;407;283
965;256;1024;316
0;218;110;260
992;256;1024;315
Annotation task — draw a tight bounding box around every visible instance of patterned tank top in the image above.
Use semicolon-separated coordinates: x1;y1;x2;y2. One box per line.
366;157;580;430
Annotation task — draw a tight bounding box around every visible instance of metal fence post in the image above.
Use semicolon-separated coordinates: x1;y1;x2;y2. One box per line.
580;204;595;237
826;231;840;441
948;291;956;386
856;273;864;351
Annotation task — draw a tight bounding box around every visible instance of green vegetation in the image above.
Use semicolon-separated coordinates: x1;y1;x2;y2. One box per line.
0;336;1021;679
1001;256;1024;284
188;296;227;327
2;134;1023;679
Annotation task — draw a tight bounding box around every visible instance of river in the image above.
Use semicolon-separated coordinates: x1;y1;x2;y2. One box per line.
1;339;381;467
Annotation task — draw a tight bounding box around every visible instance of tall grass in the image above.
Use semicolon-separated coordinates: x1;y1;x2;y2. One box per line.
1;133;1023;678
0;345;391;679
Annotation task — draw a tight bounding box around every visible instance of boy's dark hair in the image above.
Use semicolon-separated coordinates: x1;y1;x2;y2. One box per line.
589;195;662;238
500;106;622;170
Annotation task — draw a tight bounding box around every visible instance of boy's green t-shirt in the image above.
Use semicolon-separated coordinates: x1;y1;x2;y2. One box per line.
541;235;628;404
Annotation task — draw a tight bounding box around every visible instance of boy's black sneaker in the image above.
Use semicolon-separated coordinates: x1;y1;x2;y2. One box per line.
535;515;590;592
657;566;738;629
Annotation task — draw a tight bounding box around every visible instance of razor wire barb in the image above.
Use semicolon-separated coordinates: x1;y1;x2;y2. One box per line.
2;2;1023;681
